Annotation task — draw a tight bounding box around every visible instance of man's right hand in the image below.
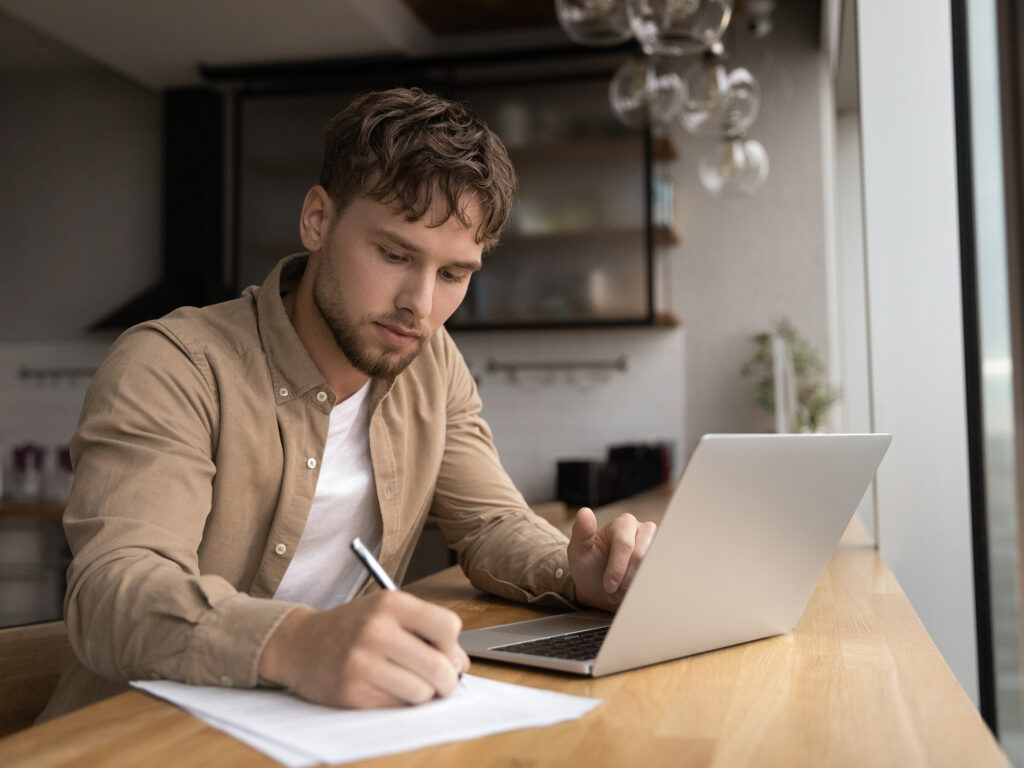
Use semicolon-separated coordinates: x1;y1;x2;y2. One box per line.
257;590;470;708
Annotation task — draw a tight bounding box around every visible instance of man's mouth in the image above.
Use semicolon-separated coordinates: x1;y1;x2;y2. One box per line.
374;321;422;347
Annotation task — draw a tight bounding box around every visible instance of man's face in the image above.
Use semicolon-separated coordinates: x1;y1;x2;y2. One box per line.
311;194;483;378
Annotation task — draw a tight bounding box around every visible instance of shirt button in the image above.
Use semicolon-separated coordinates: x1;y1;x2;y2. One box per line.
279;387;289;397
555;568;565;579
316;391;328;402
307;457;317;469
274;543;287;556
220;675;234;687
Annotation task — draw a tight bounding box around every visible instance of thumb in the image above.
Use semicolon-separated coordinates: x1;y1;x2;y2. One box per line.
569;507;598;552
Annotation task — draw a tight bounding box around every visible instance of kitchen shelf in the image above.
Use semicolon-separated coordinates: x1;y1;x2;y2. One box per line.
498;225;679;248
0;502;65;521
506;135;640;164
654;226;680;246
652;136;678;162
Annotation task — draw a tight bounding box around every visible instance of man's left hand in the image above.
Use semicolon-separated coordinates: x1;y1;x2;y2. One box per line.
566;508;657;612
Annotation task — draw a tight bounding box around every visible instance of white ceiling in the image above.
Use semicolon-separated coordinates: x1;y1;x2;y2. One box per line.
0;0;565;89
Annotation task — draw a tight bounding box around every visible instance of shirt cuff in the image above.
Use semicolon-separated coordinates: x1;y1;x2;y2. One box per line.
183;593;305;689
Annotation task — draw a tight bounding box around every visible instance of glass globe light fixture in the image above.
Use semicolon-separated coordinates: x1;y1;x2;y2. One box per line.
679;45;760;136
744;0;777;38
609;54;687;128
555;0;632;47
697;135;769;196
626;0;734;56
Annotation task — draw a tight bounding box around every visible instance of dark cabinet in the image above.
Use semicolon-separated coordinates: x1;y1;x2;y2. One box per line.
224;50;675;328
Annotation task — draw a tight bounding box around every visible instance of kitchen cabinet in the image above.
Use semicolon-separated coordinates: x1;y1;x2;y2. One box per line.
0;505;69;628
449;79;655;329
226;50;677;329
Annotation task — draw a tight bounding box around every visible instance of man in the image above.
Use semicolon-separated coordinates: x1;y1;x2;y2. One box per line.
42;88;656;719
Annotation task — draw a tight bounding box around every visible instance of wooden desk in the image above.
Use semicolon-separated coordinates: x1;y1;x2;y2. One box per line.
0;502;1009;767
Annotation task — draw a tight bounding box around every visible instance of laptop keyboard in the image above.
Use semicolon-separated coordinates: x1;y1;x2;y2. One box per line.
491;626;609;661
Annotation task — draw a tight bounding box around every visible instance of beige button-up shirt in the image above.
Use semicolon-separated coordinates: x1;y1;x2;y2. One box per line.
41;255;575;721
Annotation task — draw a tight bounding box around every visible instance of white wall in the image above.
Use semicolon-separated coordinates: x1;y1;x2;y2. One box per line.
0;10;161;341
0;11;160;485
665;6;834;456
857;0;978;702
834;112;877;539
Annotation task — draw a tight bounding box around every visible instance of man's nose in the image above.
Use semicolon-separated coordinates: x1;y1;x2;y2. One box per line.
396;271;433;320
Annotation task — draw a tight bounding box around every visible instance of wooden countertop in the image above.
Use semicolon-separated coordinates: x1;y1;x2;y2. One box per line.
0;491;1009;767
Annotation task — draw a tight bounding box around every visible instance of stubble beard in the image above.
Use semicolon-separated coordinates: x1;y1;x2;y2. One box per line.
312;249;425;379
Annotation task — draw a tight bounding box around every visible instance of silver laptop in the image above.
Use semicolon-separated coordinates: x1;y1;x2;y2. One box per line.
460;433;891;676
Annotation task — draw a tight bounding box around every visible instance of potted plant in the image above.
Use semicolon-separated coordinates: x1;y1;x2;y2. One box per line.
742;318;840;433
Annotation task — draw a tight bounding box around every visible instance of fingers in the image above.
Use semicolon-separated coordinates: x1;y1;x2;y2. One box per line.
602;515;658;595
618;520;657;595
330;644;453;709
391;592;468;674
376;592;468;701
383;622;462;700
267;591;470;709
568;507;598;558
602;514;639;593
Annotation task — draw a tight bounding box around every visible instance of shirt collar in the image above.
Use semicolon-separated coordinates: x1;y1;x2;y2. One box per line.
249;254;325;404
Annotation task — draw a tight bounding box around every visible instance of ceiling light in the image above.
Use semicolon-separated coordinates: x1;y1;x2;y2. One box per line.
698;135;769;196
554;0;633;46
626;0;734;56
609;54;687;128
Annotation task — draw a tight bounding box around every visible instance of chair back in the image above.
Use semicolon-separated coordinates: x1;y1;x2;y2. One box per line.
0;621;73;737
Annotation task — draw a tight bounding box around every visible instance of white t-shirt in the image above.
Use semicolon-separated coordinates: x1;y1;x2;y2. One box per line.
273;380;382;610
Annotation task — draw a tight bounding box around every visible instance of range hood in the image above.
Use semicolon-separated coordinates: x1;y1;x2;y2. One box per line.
91;88;230;330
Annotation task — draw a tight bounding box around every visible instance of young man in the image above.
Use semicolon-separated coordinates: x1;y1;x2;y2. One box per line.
41;88;656;719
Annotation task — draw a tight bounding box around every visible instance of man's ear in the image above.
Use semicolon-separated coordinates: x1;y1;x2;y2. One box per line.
299;185;334;252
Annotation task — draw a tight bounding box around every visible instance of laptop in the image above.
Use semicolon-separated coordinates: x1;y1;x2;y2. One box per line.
459;433;891;677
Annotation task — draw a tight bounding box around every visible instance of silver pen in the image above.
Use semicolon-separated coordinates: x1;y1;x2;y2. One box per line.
350;537;398;590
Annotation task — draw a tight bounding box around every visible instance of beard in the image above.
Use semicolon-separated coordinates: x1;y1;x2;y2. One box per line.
312;250;426;379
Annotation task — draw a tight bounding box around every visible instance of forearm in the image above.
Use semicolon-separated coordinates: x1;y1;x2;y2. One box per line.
65;545;302;687
447;508;577;607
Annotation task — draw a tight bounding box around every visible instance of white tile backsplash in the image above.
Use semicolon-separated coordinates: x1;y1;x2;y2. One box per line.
451;327;685;503
0;341;114;499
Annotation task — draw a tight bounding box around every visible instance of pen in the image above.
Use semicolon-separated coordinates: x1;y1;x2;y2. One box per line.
351;537;398;591
350;537;465;683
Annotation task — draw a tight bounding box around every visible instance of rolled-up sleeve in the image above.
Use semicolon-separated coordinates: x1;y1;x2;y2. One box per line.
63;326;300;688
428;334;578;608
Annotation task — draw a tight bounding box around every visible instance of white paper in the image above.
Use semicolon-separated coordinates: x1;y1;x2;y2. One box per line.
132;674;599;767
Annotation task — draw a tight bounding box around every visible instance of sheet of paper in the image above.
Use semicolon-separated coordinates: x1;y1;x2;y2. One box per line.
132;674;599;766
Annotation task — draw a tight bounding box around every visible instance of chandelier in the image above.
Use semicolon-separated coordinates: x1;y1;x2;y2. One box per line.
554;0;774;196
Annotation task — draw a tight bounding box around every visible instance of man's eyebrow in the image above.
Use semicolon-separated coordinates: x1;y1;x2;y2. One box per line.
370;226;424;254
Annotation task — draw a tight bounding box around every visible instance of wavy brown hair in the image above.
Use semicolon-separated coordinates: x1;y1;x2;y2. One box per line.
319;87;517;250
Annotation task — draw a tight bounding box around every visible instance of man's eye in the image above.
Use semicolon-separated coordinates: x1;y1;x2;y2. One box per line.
378;247;404;263
440;269;468;284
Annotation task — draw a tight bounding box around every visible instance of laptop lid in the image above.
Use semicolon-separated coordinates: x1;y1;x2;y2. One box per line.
591;432;890;675
460;433;890;677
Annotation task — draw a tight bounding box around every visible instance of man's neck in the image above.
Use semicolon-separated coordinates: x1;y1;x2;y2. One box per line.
282;271;369;402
